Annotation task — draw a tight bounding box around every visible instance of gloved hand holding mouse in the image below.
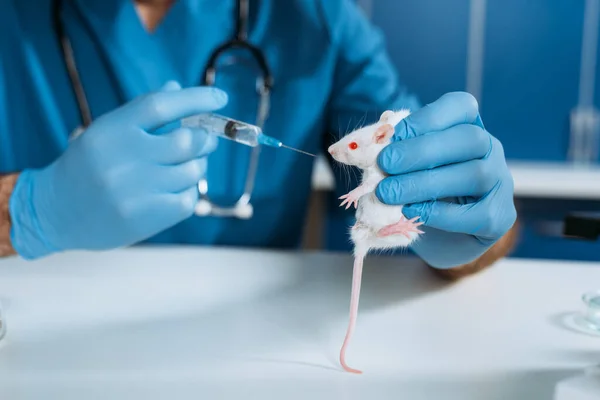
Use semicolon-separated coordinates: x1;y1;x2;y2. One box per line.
9;81;227;260
375;91;517;269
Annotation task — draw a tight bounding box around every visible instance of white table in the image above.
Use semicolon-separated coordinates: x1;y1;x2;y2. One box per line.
0;247;598;399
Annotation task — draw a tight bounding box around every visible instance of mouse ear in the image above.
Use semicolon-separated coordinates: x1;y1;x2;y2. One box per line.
379;110;395;123
373;124;394;144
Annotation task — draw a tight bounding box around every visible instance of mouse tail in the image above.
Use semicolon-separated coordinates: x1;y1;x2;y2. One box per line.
339;246;368;374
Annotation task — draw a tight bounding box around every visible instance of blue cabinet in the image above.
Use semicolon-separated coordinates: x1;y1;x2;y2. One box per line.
481;1;585;162
371;0;471;105
371;0;588;162
512;198;600;261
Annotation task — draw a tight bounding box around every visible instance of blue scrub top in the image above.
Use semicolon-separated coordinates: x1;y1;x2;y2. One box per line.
0;0;420;249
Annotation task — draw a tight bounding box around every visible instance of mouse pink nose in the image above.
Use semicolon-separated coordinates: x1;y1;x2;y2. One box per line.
328;146;336;156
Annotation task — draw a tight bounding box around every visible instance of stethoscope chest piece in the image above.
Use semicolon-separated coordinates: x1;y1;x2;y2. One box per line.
194;198;254;219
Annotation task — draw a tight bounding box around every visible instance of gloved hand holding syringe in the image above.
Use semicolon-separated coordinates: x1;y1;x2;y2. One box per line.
181;113;316;157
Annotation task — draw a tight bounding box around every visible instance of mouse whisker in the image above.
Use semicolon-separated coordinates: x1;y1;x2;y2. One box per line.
331;161;348;190
338;162;348;191
350;166;360;187
328;131;338;147
344;118;352;139
345;164;352;192
340;163;348;191
356;112;368;132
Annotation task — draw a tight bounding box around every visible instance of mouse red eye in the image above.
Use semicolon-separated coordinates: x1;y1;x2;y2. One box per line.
349;142;358;150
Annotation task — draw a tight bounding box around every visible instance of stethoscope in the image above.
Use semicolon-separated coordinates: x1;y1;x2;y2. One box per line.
52;0;273;220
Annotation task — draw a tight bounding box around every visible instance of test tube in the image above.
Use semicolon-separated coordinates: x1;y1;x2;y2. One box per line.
569;107;600;164
569;0;600;164
466;0;487;103
579;290;600;333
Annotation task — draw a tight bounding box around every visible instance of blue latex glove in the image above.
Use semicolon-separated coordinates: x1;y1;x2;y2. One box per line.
376;92;517;269
10;81;227;260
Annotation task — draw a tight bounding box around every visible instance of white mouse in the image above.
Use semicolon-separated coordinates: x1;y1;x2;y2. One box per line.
327;109;424;374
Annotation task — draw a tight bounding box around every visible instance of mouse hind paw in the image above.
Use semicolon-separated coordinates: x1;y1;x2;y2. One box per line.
377;217;424;239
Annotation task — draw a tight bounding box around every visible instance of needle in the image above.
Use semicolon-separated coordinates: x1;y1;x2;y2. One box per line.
280;144;316;157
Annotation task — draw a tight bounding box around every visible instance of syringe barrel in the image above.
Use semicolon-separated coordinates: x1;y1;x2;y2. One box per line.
180;113;262;147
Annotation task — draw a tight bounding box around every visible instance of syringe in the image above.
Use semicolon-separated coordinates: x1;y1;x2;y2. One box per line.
181;113;315;157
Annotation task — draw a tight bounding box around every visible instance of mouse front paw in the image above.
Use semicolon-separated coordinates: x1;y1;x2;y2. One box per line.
339;187;363;210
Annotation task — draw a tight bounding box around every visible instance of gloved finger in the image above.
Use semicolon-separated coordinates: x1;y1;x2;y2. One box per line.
376;157;501;205
112;86;228;132
152;120;182;136
149;127;218;164
378;124;491;175
400;184;516;240
168;186;199;220
394;92;483;141
160;80;182;91
123;186;198;236
152;159;208;193
152;80;184;135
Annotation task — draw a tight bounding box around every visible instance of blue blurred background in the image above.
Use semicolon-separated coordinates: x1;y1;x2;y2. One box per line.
315;0;600;261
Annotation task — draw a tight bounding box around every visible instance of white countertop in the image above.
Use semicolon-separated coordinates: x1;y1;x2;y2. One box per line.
0;247;599;399
312;156;600;199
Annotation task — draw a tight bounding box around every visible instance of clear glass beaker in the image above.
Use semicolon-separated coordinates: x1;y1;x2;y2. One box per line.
580;290;600;332
0;299;5;342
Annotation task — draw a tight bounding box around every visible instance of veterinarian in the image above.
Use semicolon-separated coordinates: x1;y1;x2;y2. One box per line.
0;0;517;278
